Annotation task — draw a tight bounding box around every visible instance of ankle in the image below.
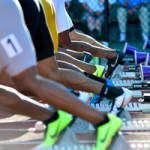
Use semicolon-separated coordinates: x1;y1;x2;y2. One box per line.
94;115;109;128
107;51;117;60
100;84;123;100
44;111;59;125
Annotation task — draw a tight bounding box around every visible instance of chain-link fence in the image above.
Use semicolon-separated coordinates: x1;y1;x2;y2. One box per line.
67;0;150;51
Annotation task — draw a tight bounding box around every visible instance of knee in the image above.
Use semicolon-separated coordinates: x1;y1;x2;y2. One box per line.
0;85;22;106
37;61;61;82
11;68;38;94
12;76;35;94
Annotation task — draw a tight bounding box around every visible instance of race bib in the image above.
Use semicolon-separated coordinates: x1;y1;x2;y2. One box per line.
0;34;23;58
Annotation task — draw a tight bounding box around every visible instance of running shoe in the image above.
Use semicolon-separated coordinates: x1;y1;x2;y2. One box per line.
89;79;114;105
93;113;122;150
111;88;133;115
36;110;73;149
89;94;102;105
105;50;125;79
93;65;105;78
92;57;100;65
79;52;92;63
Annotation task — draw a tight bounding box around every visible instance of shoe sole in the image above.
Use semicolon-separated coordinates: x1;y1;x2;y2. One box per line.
106;123;122;149
121;89;133;108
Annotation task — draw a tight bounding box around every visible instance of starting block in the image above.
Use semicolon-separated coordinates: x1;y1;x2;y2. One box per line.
132;90;143;98
42;145;95;150
92;104;132;121
69;123;129;150
117;108;132;121
129;81;150;90
121;119;150;131
125;102;150;112
112;80;141;87
124;65;140;72
70;118;90;133
36;127;80;150
122;57;135;65
107;132;130;150
89;118;150;132
36;126;129;150
111;72;136;80
91;102;150;112
144;93;150;103
55;127;79;146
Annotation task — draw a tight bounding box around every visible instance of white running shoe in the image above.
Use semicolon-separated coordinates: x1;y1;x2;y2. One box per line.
111;88;133;115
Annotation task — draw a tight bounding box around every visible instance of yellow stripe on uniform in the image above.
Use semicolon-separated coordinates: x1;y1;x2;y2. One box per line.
41;0;58;53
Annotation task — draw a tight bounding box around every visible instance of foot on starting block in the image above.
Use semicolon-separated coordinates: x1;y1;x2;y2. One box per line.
36;127;80;150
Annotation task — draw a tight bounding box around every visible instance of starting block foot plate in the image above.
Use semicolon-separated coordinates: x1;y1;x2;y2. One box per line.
117;108;132;121
108;132;130;150
56;127;79;146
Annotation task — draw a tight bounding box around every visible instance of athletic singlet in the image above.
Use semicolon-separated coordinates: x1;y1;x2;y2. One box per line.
0;0;36;76
52;0;73;33
41;0;58;53
18;0;54;61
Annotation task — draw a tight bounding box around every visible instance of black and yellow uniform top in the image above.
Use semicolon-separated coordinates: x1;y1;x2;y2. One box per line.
18;0;54;61
41;0;58;53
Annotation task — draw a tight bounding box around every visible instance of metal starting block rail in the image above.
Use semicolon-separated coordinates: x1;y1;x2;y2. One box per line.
111;72;136;80
112;80;141;87
123;64;140;72
121;119;150;131
41;145;95;150
119;72;136;78
89;119;150;132
91;102;150;112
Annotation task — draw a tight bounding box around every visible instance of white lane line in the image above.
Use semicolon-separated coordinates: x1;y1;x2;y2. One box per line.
123;132;150;135
0;120;37;123
0;141;96;146
128;140;150;143
0;128;44;132
0;141;42;145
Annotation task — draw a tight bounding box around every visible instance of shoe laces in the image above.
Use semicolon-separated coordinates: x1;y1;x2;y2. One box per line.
110;100;115;112
110;100;121;115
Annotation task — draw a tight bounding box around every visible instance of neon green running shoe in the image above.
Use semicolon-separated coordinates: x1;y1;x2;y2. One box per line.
93;113;122;150
92;57;100;65
93;65;105;78
36;110;73;150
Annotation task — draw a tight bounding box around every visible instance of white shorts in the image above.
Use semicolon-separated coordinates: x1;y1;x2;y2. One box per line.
52;0;73;33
